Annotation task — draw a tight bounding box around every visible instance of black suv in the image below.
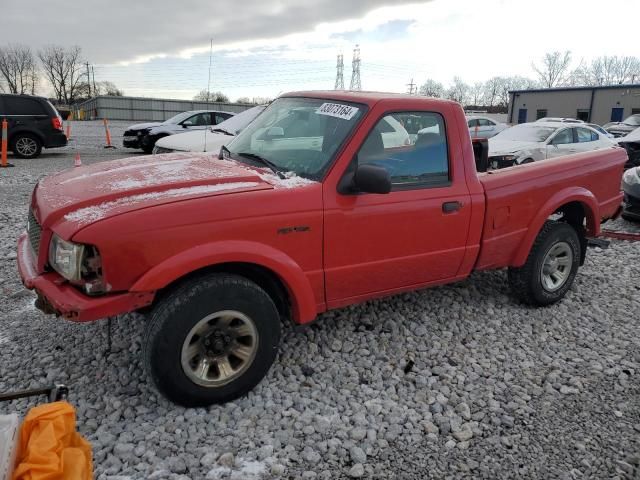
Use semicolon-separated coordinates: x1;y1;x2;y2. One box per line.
0;94;67;159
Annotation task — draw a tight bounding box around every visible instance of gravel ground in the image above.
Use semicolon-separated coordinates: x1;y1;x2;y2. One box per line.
1;123;639;479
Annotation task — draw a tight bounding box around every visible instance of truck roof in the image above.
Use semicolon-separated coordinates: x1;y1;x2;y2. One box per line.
282;90;461;108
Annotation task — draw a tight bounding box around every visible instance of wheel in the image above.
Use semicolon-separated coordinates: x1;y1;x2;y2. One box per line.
508;221;581;306
143;273;281;407
11;133;42;159
621;212;640;223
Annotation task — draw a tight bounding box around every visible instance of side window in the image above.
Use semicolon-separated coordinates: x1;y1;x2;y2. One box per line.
576;127;595;143
551;128;573;145
184;113;209;126
357;111;448;188
591;131;599;141
467;119;479;128
4;97;46;116
478;118;495;127
214;113;229;124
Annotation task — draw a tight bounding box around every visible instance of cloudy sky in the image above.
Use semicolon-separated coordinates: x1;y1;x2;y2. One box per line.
2;0;639;100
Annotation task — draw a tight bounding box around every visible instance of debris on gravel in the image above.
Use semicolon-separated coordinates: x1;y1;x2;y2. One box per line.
0;123;639;479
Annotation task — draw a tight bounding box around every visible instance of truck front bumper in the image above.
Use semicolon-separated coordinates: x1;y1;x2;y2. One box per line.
17;233;154;323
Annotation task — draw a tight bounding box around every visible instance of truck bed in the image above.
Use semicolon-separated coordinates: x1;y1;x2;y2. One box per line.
474;147;627;270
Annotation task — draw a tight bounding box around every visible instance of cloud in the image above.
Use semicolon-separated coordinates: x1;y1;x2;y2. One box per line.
0;0;429;64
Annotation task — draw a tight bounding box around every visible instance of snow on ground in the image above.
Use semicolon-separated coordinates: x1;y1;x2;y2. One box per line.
0;122;639;479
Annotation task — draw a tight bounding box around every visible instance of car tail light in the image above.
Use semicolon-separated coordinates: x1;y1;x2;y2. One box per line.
52;117;63;131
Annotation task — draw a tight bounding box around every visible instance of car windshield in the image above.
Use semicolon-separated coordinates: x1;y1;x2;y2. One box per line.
623;115;640;126
494;124;557;142
211;105;266;135
165;112;195;124
226;97;365;180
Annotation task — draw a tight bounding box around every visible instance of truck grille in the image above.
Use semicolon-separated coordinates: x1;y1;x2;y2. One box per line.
27;209;42;257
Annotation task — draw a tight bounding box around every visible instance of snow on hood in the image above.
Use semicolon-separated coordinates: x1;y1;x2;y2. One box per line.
155;129;231;153
127;122;161;131
618;127;640;143
489;139;543;155
34;153;317;229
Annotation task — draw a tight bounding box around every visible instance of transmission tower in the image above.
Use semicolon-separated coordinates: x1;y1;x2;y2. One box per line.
407;78;417;95
334;54;344;90
349;45;362;91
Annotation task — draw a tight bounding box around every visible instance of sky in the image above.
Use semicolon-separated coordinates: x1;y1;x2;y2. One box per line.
2;0;639;101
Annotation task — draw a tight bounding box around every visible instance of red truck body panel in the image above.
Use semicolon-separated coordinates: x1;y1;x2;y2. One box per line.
17;91;627;324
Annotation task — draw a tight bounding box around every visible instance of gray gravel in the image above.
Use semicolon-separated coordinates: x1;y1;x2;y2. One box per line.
1;122;639;479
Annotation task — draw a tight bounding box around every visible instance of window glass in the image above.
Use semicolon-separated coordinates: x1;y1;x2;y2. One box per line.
226;97;365;180
536;109;548;120
3;97;46;116
357;112;448;188
467;119;479;127
184;113;210;126
591;131;599;141
551;128;573;145
576;127;595;143
478;118;495;126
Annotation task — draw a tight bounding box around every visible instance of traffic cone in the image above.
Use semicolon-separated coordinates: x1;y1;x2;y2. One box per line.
1;118;14;168
74;152;82;167
103;118;116;149
66;121;72;140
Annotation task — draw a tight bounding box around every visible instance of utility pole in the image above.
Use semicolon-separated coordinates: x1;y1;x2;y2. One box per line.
406;78;417;95
91;66;97;95
334;53;344;90
85;62;92;97
349;45;361;91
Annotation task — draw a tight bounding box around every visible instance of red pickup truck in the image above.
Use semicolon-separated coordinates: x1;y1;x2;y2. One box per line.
17;91;626;406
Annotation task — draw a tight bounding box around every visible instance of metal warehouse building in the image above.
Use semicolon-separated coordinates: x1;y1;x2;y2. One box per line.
73;96;253;122
507;84;640;125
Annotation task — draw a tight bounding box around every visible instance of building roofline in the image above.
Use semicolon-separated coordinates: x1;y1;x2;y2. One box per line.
509;84;640;94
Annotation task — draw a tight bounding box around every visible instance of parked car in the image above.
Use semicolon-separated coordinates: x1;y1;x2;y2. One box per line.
622;166;640;221
467;115;508;138
617;127;640;169
153;105;266;154
123;110;235;153
536;117;584;124
18;91;626;406
0;93;67;159
488;122;615;169
604;114;640;138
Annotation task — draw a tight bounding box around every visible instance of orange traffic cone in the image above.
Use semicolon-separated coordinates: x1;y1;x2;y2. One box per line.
74;152;82;167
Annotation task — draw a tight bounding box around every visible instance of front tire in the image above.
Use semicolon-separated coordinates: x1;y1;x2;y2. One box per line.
11;133;42;159
508;221;581;306
143;273;281;407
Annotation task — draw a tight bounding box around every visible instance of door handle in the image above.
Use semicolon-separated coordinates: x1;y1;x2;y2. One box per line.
442;201;463;214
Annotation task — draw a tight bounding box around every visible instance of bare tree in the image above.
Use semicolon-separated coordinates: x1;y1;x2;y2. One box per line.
483;77;504;107
38;45;85;104
498;76;538;107
447;76;469;105
419;79;445;98
0;44;39;94
532;51;572;88
469;81;485;106
193;90;229;102
97;81;124;96
570;56;640;86
613;56;640;84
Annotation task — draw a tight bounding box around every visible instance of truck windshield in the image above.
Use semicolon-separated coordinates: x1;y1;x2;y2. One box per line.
494;124;557;142
225;97;365;180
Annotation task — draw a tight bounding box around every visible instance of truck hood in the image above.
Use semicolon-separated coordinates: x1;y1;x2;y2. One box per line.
489;139;542;156
155;130;232;152
33;153;314;232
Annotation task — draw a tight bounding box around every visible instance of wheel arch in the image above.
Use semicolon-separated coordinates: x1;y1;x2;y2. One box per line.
130;240;318;324
511;187;599;267
9;128;45;145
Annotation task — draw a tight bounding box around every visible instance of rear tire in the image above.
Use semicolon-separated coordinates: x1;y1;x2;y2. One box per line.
508;221;581;306
143;273;281;407
11;133;42;159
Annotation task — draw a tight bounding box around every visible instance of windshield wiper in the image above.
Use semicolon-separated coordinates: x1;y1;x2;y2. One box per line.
211;127;234;136
236;152;286;179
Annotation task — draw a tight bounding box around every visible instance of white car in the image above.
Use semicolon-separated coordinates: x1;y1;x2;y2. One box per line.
467;115;508;138
536;117;584;124
488;122;615;169
153;105;266;154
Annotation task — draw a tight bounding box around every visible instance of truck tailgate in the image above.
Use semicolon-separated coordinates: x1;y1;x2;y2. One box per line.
475;147;627;270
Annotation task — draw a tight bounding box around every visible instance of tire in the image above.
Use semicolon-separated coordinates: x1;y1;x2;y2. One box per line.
508;221;581;306
11;133;42;159
621;212;640;223
143;273;281;407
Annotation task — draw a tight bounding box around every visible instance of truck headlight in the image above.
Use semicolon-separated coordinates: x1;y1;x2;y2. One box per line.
623;168;640;186
48;234;85;282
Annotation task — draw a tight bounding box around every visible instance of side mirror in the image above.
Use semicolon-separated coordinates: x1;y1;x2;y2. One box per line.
258;126;284;141
182;123;188;128
472;138;489;172
352;164;392;194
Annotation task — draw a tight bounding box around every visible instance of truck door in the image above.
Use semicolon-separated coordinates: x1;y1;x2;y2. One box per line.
323;110;472;304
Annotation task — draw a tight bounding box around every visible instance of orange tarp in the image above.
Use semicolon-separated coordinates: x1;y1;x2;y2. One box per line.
12;401;92;480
